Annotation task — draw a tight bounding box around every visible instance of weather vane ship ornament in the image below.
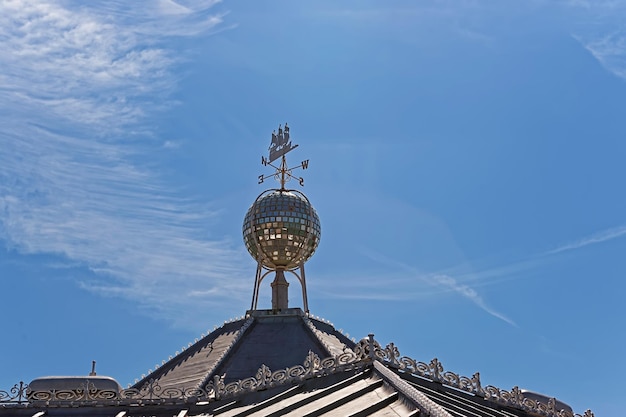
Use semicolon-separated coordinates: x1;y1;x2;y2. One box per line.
259;123;309;188
243;124;321;314
268;123;295;162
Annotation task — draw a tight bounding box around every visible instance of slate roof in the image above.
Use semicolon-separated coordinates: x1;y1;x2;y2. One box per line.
196;367;418;417
131;308;355;391
0;308;592;417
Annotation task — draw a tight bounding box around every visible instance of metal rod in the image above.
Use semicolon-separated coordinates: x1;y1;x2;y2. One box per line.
300;265;308;313
251;262;262;311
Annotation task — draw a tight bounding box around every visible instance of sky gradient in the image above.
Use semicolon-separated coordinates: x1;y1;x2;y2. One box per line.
2;1;626;415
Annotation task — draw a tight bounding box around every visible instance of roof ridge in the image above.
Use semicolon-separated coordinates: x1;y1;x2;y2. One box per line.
194;316;255;391
131;317;250;390
303;316;337;357
373;360;453;417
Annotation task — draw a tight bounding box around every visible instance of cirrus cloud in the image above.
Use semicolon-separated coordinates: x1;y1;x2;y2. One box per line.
0;0;245;329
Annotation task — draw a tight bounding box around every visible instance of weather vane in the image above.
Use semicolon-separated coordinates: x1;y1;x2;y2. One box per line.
258;123;309;188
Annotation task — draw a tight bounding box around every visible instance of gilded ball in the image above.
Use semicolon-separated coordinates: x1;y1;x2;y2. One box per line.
243;190;321;269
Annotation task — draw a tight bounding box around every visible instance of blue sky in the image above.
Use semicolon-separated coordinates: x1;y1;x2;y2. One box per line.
1;0;625;415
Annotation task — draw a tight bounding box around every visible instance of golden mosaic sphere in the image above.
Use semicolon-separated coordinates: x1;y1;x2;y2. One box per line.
243;189;321;270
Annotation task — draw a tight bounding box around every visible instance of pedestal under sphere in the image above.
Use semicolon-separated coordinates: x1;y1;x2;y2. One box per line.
243;189;321;270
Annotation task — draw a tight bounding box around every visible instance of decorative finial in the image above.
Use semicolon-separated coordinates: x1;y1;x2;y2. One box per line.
243;123;321;313
89;360;96;376
259;123;309;189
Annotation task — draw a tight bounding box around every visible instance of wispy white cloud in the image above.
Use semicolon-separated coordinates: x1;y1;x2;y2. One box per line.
0;0;244;329
562;0;625;9
546;224;626;255
163;140;183;149
566;1;626;80
429;273;517;327
316;219;626;325
575;31;626;80
322;250;519;327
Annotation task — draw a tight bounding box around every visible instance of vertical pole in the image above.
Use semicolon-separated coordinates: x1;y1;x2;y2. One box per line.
368;334;376;361
300;265;309;314
251;262;262;311
280;154;287;189
271;270;289;310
